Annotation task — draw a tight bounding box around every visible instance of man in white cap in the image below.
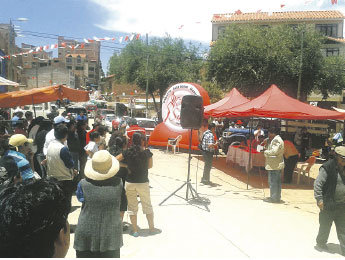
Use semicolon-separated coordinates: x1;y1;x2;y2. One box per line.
314;146;345;255
43;115;69;156
6;134;35;181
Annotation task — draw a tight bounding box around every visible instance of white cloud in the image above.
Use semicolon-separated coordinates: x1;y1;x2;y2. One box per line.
89;0;345;43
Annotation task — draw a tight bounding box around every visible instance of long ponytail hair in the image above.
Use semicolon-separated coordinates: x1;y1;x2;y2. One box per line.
126;132;146;172
108;131;127;156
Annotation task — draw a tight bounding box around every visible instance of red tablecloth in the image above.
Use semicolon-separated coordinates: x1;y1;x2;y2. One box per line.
226;145;265;172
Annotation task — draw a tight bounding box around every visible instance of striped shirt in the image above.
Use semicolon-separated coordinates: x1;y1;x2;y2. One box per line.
5;150;34;181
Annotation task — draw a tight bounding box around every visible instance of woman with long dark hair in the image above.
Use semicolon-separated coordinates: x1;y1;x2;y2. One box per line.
116;132;159;237
108;131;128;223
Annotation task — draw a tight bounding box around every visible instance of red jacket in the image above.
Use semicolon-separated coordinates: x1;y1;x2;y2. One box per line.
85;129;95;145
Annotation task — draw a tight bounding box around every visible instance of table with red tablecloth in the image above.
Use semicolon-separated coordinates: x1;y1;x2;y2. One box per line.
226;145;265;172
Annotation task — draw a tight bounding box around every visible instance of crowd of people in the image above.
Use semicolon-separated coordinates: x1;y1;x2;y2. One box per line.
2;106;345;257
0;109;159;258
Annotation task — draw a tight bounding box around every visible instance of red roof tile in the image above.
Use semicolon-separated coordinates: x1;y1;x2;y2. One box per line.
212;10;345;23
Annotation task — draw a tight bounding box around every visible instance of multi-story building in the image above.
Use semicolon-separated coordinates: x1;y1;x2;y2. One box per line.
22;66;75;89
211;10;345;57
58;36;101;88
21;43;52;69
0;23;22;86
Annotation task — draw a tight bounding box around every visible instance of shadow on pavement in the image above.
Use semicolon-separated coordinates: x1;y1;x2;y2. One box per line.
326;243;343;256
194;155;314;190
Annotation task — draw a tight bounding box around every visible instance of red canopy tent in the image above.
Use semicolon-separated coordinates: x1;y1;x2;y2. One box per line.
204;88;249;117
213;85;345;120
0;85;89;108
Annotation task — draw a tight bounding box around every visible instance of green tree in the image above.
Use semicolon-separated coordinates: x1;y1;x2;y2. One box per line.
108;36;203;119
317;56;345;99
207;24;325;99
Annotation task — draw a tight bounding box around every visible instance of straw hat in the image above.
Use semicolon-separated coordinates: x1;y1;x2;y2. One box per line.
84;150;119;181
335;146;345;159
9;134;33;147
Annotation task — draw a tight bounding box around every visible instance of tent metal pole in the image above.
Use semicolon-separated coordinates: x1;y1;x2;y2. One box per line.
247;117;252;190
31;95;36;118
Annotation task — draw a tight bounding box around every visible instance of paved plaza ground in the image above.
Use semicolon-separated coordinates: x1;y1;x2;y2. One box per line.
66;147;344;258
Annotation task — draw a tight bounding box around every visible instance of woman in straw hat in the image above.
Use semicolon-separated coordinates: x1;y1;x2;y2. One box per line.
74;150;123;258
116;132;160;237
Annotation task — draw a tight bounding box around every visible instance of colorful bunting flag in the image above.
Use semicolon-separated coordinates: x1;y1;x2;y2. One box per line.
235;10;242;15
0;32;141;59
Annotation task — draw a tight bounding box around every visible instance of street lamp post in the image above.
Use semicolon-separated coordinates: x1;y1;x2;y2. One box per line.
145;33;149;118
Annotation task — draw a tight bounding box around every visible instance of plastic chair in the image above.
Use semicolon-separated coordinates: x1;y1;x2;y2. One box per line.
166;135;182;154
295;156;316;185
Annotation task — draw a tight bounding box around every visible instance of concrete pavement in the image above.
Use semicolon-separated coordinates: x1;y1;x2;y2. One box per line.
66;149;343;258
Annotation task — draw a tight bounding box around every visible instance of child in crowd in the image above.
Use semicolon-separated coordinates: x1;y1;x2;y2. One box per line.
84;131;100;159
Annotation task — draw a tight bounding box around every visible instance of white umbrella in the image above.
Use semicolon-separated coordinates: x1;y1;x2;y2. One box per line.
0;76;19;86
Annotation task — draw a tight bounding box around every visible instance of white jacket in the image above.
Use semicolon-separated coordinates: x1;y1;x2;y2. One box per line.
264;135;285;171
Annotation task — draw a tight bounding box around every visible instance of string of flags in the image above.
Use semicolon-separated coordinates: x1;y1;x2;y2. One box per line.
0;33;141;60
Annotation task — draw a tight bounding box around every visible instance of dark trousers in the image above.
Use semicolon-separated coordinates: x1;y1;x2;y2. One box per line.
202;151;213;181
284;155;299;183
76;249;120;258
79;153;88;179
300;146;307;161
70;151;80;171
59;180;77;212
34;153;47;178
316;206;345;255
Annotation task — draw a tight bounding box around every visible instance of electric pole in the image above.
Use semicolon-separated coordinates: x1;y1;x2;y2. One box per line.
145;33;149;118
297;26;304;101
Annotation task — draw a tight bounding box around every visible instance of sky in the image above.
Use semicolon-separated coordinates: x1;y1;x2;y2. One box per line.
1;0;345;74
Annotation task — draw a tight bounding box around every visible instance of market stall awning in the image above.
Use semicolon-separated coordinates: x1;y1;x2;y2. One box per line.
213;84;345;120
0;85;89;108
204;88;249;117
0;76;19;86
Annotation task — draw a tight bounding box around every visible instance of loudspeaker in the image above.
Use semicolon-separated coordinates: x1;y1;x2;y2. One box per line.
180;95;204;129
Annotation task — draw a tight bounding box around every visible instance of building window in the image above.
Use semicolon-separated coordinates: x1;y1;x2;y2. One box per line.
75;66;84;70
77;55;81;64
67;65;72;70
316;24;338;37
218;26;226;38
66;57;72;63
89;74;94;78
33;54;38;58
326;48;339;57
